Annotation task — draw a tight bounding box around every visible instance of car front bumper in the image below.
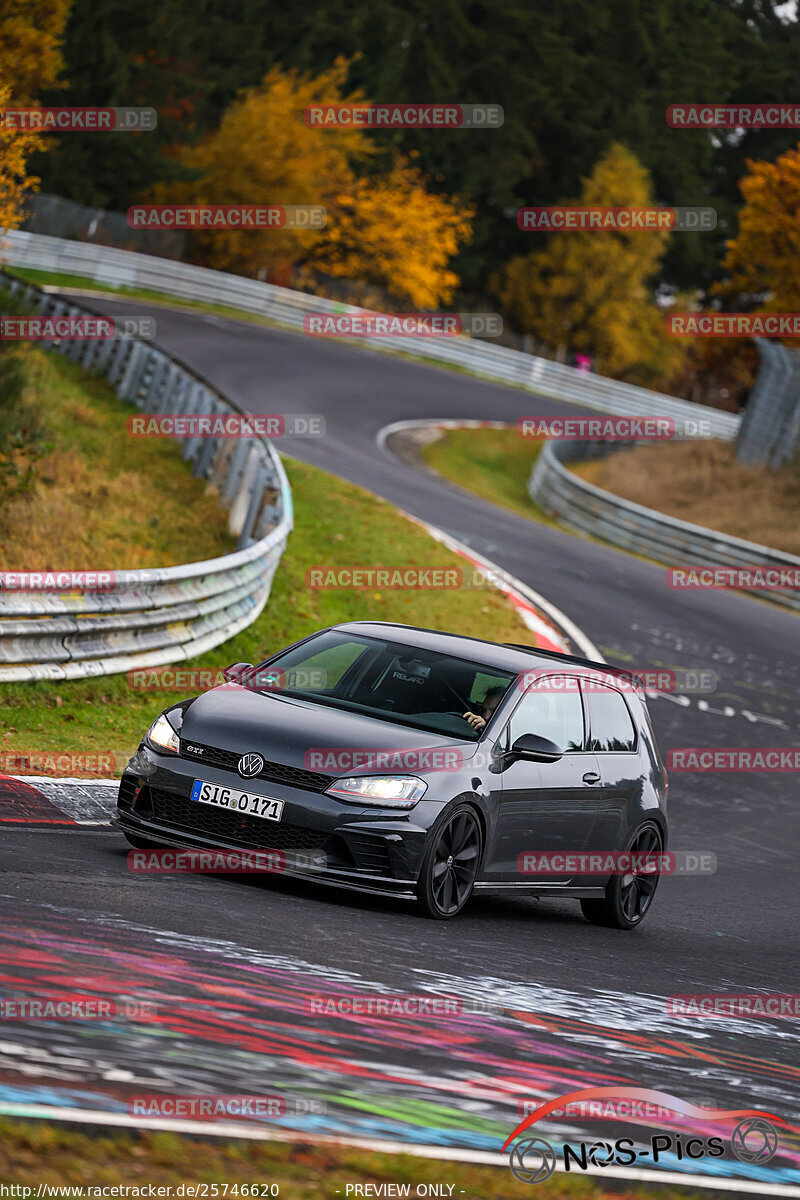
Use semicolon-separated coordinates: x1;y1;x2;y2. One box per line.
114;745;439;899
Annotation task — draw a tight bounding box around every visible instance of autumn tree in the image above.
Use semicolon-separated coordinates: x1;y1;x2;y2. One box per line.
0;84;44;234
0;0;71;234
715;145;800;317
154;61;369;281
38;0;800;299
495;144;686;385
306;160;472;309
671;143;800;410
154;61;472;309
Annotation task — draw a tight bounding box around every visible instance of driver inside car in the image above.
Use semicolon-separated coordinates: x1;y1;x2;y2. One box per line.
462;685;505;732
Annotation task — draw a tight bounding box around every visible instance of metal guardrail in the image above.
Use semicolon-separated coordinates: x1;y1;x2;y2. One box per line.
529;441;800;612
0;274;293;681
2;231;742;439
736;338;800;469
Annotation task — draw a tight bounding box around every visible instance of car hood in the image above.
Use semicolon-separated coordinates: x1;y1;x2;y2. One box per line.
176;685;479;775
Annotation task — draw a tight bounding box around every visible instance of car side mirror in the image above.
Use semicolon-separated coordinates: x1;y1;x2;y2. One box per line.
223;661;254;683
510;733;563;762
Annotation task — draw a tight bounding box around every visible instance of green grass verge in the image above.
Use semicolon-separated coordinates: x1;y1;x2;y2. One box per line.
420;428;550;522
0;347;235;572
0;1118;711;1200
416;428;714;574
0;356;539;770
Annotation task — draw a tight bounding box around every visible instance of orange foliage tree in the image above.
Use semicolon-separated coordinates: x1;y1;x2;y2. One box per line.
0;0;71;235
155;60;472;309
715;144;800;316
495;144;686;385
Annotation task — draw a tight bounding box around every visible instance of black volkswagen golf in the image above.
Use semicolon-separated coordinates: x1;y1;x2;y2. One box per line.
114;622;668;925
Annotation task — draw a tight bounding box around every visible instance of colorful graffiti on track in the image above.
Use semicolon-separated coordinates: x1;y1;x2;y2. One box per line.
0;905;798;1185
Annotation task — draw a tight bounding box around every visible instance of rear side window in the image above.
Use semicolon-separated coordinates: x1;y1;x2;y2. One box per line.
508;676;585;752
585;683;637;752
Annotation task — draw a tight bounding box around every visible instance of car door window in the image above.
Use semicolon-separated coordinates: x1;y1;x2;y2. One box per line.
585;683;637;751
508;676;585;752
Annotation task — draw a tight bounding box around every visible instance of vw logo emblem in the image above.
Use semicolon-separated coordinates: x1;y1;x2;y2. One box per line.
508;1137;556;1185
238;752;264;778
731;1118;778;1165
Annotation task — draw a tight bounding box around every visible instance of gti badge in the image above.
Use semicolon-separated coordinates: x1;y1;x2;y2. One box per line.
238;752;265;778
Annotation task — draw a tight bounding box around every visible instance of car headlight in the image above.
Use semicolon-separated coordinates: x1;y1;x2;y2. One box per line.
325;775;427;808
145;713;180;754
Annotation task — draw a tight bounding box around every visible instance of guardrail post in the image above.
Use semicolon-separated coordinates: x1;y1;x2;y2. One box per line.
222;437;251;503
64;306;86;362
228;445;258;537
181;387;211;461
108;335;132;385
39;299;67;350
170;371;192;419
141;351;169;413
194;407;223;477
117;341;146;401
92;329;117;373
236;459;267;549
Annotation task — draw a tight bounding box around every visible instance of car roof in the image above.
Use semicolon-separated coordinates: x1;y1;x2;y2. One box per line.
330;621;642;690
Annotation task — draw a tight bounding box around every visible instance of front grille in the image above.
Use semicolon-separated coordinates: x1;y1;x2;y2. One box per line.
149;788;329;852
180;741;335;793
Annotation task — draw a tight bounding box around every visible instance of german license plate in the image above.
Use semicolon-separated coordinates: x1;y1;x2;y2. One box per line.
190;779;284;822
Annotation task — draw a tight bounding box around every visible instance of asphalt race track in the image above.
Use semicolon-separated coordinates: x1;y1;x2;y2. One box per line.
1;296;799;1191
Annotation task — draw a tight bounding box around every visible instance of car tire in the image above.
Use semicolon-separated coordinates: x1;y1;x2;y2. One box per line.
580;821;664;930
122;830;165;851
416;805;482;920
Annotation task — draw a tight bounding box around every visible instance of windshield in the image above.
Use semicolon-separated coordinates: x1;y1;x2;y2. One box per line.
244;631;517;740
